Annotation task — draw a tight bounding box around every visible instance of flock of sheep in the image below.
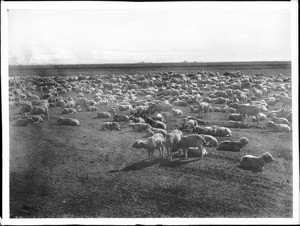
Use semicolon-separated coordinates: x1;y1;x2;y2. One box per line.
9;70;292;173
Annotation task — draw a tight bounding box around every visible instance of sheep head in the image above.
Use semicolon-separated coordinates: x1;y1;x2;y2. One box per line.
239;137;249;147
261;152;274;163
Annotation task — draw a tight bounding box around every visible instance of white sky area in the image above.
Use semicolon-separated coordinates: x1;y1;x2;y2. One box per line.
7;3;291;65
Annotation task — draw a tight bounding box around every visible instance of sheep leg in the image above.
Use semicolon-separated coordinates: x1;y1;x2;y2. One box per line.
183;148;188;159
148;149;151;161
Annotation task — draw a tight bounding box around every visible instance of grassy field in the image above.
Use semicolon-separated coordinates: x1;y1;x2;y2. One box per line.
8;62;293;218
9;61;291;77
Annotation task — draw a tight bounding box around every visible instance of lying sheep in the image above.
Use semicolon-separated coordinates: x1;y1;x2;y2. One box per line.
25;114;44;123
172;108;183;117
186;147;208;157
193;126;216;136
129;120;151;132
251;112;266;122
14;118;34;126
266;121;291;132
61;107;77;114
129;115;145;123
132;133;165;161
110;109;130;122
164;129;183;161
201;134;218;147
225;121;248;129
183;118;198;129
237;152;274;173
57;117;80;126
212;126;233;137
185;116;208;126
228;113;243;122
146;127;168;137
97;112;111;118
216;137;249;152
172;134;206;159
100;122;121;131
286;113;292;123
271;117;290;125
143;114;167;130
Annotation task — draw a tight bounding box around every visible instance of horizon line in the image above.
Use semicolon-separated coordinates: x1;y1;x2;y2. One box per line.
9;60;292;67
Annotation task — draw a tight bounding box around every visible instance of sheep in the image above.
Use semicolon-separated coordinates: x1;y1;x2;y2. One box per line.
61;107;77;114
110;109;129;122
128;116;145;123
24;114;44;123
132;133;165;161
201;134;218;147
224;121;248;129
251;112;266;122
212;126;233;137
164;129;183;161
268;108;290;118
216;137;249;152
185;116;208;126
100;122;121;131
19;101;33;114
266;121;291;132
142;114;167;130
281;97;292;108
97;112;111;118
128;120;151;132
182;118;198;129
118;104;132;111
197;101;210;118
286;113;292;123
172;108;183;117
229;104;259;124
186;147;208;157
271;117;290;125
237;152;274;173
193;126;217;136
156;101;174;120
14;118;34;126
146;127;168;137
30;105;50;121
228;113;243;122
57;117;80;126
172;134;206;159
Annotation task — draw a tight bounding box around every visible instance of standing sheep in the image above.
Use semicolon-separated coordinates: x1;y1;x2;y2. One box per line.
172;134;206;159
132;133;165;161
164;129;183;161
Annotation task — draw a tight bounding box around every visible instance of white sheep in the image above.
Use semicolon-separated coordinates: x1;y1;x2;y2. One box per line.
238;152;274;173
266;121;291;132
164;129;183;161
172;134;206;159
132;133;165;161
100;122;121;131
216;137;249;152
271;117;290;125
57;117;80;126
128;120;152;132
146;127;168;137
97;112;111;118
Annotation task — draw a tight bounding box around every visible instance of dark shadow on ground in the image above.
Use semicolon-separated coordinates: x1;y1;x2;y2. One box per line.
159;157;200;168
109;158;161;173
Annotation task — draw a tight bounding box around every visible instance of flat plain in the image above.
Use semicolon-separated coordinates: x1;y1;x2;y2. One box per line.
8;61;293;218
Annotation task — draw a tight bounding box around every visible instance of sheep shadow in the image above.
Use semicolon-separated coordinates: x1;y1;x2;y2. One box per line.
159;157;201;168
109;158;162;173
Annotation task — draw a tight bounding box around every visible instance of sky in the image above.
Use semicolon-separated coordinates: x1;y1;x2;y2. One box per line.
7;2;292;65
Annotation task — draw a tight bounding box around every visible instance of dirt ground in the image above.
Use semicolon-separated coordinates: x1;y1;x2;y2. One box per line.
8;88;293;218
